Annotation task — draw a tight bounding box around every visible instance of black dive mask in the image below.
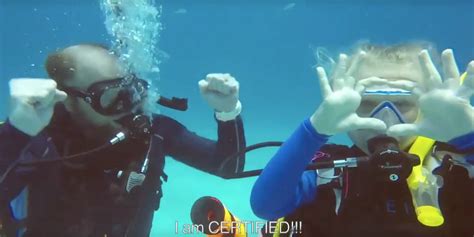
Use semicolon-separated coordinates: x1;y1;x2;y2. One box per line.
366;135;420;183
62;75;148;116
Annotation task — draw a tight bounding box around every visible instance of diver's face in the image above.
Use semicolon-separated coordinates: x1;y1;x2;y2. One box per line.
61;49;129;135
348;59;423;152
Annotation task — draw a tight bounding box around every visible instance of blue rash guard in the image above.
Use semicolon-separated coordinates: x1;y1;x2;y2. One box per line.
251;118;474;221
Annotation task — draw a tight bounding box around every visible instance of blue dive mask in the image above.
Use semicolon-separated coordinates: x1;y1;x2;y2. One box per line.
369;101;406;127
364;88;413;127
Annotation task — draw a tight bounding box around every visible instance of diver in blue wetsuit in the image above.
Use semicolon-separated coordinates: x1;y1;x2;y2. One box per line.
251;43;474;237
0;44;246;237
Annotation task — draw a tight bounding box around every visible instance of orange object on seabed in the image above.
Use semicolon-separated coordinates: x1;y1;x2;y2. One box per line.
191;196;247;237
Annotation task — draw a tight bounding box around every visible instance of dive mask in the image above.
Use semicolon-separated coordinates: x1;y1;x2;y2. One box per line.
352;87;417;145
364;88;415;127
62;74;148;115
369;101;406;127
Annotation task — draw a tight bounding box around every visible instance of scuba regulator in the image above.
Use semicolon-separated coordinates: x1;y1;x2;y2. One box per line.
364;135;420;183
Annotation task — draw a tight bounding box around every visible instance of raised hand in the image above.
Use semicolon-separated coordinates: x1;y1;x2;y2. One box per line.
311;52;387;135
387;49;474;142
198;73;240;113
8;78;67;136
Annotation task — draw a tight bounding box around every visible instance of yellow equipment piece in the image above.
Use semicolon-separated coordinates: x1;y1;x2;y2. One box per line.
191;196;246;237
272;217;286;237
460;72;467;84
406;136;444;227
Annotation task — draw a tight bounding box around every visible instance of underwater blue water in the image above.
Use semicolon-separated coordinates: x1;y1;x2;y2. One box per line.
1;0;473;236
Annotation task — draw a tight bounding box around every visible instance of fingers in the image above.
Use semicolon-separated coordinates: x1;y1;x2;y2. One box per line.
30;88;58;109
386;123;420;138
354;77;389;94
10;79;63;108
462;61;474;90
346;115;387;131
419;49;442;90
201;73;238;95
332;78;345;91
34;89;67;109
329;52;362;92
456;61;474;99
385;80;418;91
332;54;349;80
208;75;225;94
198;79;209;93
346;51;366;76
441;49;460;83
55;89;68;101
342;51;365;91
316;67;332;98
345;76;356;91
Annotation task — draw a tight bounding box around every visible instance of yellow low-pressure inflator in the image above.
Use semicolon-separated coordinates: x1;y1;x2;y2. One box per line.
191;196;247;237
405;71;470;227
407;136;444;227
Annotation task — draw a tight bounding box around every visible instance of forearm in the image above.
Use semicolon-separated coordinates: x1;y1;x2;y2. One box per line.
162;112;245;176
214;115;246;175
0;120;32;174
251;118;329;220
0;120;38;203
178;115;246;175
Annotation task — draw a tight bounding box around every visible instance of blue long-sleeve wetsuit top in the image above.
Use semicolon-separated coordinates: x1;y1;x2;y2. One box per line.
250;118;330;220
0;105;246;237
251;118;474;222
449;131;474;164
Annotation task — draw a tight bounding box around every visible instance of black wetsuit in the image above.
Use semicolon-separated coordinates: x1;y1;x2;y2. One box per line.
0;106;246;237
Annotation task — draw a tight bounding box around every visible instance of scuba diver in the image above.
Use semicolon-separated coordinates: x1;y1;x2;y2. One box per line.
250;43;474;237
0;44;246;237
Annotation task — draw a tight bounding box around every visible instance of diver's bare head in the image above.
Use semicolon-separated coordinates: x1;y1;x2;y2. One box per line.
45;44;133;140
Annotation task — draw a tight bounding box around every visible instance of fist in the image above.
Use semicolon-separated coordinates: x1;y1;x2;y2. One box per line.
8;78;67;136
198;73;239;112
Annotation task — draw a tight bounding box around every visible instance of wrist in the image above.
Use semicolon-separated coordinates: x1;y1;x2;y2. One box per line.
310;112;333;136
215;101;242;122
304;118;332;139
9;114;38;136
4;119;34;141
